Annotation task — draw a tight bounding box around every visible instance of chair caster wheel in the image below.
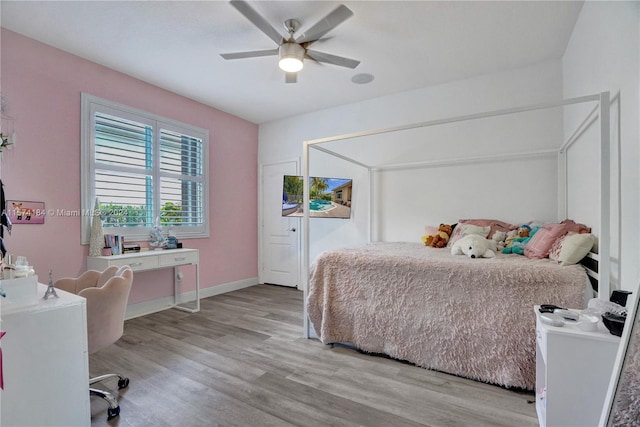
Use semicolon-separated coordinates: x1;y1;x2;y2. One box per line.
118;378;129;389
107;406;120;420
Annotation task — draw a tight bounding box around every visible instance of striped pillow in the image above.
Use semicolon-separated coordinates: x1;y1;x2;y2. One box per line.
525;223;569;259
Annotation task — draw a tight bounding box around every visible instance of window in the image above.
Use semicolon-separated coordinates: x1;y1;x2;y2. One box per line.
81;94;209;244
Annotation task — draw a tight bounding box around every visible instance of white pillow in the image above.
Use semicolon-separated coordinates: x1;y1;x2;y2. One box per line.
447;224;491;247
459;224;490;237
558;233;595;266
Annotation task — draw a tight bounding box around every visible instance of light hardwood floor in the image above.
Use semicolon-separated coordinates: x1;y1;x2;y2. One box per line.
90;284;538;426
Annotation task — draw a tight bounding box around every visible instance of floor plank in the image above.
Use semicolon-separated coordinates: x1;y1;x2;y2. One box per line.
90;284;538;426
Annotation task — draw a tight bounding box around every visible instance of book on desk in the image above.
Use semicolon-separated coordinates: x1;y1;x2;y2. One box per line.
123;243;141;253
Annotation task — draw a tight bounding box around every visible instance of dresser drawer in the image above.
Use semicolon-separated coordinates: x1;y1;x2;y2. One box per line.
159;250;198;267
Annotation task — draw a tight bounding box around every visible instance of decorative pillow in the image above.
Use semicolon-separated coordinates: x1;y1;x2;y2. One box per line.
524;222;571;259
560;219;591;234
447;223;491;247
458;219;518;239
548;232;571;262
557;233;596;266
551;219;592;253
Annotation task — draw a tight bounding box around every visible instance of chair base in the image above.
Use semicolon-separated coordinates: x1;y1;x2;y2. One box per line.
90;373;130;420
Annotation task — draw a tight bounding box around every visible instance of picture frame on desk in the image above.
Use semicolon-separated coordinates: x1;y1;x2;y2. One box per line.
601;283;640;426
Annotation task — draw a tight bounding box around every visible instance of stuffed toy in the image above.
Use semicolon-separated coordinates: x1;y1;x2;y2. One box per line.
450;234;496;259
502;226;539;255
503;225;531;249
491;230;507;251
517;224;532;237
422;223;453;248
503;229;519;248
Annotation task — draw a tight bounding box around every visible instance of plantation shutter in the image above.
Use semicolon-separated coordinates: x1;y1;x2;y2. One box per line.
81;93;209;243
94;112;153;227
159;129;204;227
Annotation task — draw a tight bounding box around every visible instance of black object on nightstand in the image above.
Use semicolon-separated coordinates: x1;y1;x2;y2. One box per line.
610;290;632;307
538;304;565;313
602;312;626;336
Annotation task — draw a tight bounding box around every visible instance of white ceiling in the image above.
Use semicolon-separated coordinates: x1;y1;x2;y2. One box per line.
1;1;583;124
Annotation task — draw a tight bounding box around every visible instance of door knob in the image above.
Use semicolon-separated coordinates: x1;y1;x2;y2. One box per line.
288;228;296;232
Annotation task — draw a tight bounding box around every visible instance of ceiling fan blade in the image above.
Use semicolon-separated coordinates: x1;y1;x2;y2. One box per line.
285;72;297;84
230;0;284;46
306;50;360;69
220;49;278;60
295;4;353;44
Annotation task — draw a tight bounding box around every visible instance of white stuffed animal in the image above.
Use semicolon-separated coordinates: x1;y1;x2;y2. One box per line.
451;234;496;259
491;230;507;251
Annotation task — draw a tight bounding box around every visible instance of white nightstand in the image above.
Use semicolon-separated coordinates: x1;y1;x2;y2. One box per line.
535;306;620;427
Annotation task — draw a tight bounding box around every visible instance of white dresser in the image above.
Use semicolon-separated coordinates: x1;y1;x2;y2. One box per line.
1;284;90;426
87;248;200;312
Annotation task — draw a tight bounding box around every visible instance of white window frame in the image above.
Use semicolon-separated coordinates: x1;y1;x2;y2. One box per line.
80;93;210;244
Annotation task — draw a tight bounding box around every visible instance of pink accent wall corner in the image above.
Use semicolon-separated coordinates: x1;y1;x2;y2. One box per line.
0;29;259;304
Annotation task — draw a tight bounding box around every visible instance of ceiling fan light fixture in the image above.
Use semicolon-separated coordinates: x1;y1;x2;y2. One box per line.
278;43;304;72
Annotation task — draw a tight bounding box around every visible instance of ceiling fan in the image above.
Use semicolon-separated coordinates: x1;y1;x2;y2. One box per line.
220;0;360;83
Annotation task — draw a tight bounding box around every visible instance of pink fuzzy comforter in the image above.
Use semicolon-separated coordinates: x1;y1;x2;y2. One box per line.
307;242;588;389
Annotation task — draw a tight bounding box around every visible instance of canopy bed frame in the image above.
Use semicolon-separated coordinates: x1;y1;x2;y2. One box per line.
300;92;617;389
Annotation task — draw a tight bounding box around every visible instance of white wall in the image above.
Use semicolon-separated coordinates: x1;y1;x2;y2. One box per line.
260;60;565;258
562;1;640;294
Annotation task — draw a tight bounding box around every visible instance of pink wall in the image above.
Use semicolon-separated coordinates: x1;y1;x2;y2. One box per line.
0;29;259;304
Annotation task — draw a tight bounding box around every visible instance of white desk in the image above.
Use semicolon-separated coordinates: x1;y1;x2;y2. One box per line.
87;248;200;313
1;284;90;426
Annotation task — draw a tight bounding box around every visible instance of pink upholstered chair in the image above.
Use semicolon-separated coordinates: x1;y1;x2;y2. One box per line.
55;266;133;420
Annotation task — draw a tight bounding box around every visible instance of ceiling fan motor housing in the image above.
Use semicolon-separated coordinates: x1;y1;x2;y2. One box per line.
279;43;305;72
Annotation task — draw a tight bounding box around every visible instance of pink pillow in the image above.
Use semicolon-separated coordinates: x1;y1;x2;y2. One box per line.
525;222;572;259
458;219;517;239
424;225;439;236
560;219;591;234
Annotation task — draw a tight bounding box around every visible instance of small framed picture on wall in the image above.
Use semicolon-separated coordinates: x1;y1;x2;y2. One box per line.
6;200;45;224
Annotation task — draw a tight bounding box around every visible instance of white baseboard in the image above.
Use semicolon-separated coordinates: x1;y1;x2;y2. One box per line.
125;276;259;320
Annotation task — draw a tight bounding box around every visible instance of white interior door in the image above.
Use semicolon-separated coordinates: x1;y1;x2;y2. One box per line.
260;160;300;288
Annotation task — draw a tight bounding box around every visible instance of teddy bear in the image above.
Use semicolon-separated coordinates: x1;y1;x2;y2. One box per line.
421;223;453;248
502;226;539;255
503;225;530;249
450;234;496;259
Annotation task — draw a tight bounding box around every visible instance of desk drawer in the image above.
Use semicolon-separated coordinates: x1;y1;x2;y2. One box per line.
115;256;159;271
159;251;198;267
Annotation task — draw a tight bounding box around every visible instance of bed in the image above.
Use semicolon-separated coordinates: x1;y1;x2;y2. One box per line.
300;92;615;391
306;242;590;390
